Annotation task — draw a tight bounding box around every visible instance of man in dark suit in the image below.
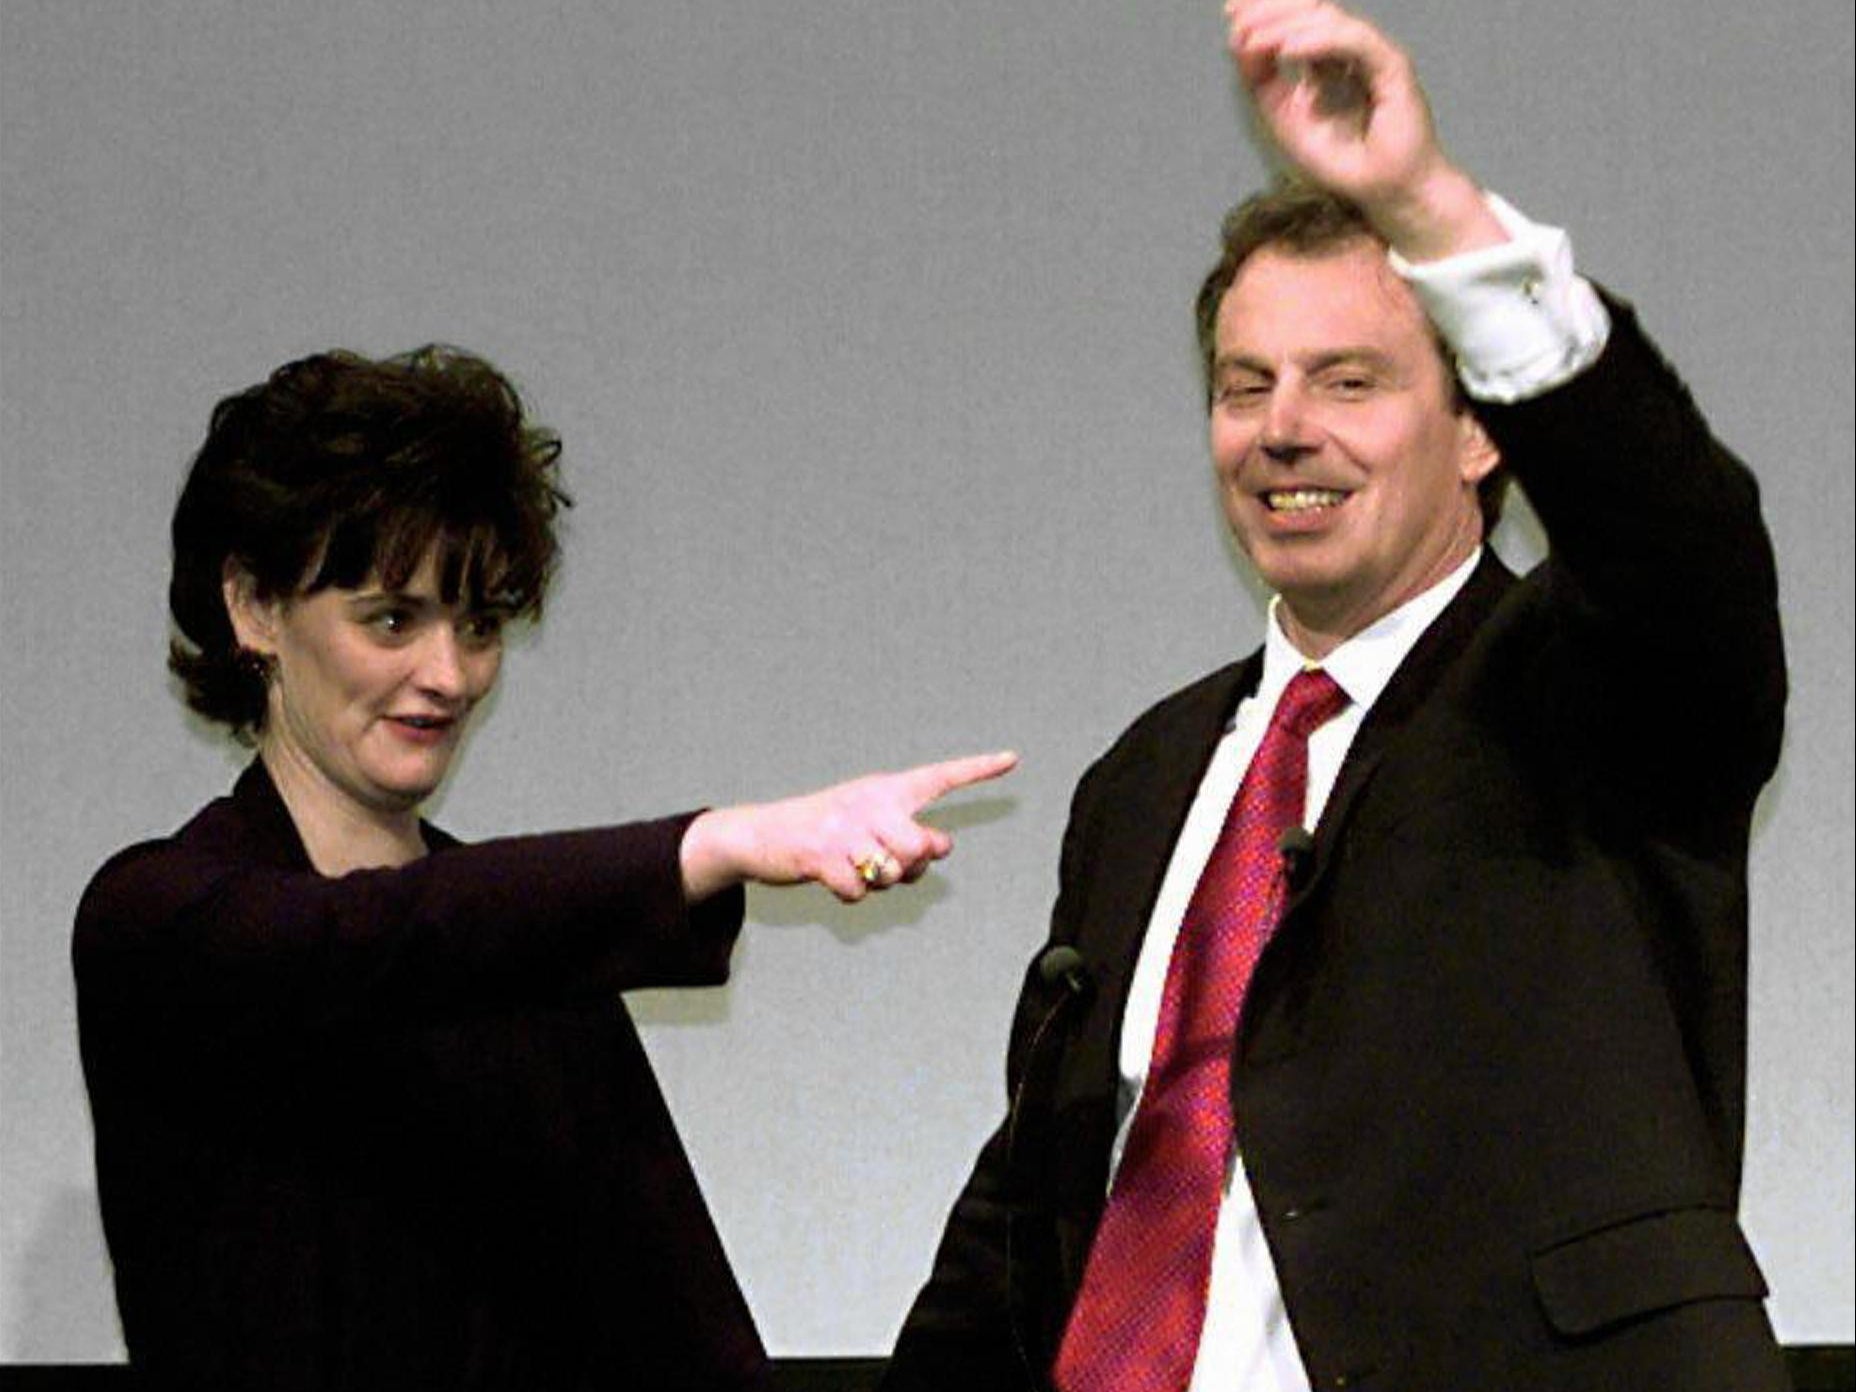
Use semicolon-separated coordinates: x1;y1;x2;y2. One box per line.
882;2;1791;1389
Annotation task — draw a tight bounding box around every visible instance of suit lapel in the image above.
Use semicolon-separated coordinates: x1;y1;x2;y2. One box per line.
1291;551;1517;906
1050;657;1259;1284
1089;657;1259;1015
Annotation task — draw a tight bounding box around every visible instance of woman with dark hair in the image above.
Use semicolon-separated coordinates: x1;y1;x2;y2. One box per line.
74;345;1014;1392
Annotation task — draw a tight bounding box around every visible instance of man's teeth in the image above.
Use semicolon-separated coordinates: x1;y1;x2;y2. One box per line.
1266;489;1347;512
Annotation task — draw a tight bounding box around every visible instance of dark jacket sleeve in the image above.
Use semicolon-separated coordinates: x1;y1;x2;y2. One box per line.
881;1121;1032;1392
1478;296;1786;805
883;749;1123;1392
74;809;746;1050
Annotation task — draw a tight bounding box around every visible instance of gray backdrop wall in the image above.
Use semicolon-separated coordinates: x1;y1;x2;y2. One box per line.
3;0;1850;1361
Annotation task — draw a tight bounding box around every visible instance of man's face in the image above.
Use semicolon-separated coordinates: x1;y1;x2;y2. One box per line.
1208;239;1498;654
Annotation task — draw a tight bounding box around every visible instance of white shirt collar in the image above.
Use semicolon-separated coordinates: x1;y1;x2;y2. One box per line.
1255;549;1483;715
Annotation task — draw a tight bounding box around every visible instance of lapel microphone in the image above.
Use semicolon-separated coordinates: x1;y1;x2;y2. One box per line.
1278;825;1316;892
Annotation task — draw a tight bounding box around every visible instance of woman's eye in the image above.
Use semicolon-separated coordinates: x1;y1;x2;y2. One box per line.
463;614;505;645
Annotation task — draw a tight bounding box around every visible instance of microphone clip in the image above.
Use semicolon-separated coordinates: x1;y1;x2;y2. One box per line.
1277;825;1316;891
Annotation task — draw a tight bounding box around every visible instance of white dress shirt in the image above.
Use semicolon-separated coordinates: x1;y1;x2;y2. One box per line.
1107;193;1609;1391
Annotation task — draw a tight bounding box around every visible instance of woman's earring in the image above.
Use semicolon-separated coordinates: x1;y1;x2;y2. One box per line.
235;647;275;683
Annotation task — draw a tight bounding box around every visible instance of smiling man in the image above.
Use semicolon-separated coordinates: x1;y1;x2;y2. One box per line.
1205;227;1500;656
882;2;1791;1389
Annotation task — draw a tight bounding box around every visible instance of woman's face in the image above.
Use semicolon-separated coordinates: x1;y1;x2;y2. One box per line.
229;547;505;822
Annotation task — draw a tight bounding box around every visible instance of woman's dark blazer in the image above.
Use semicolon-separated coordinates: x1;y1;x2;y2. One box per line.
884;302;1792;1391
74;762;772;1392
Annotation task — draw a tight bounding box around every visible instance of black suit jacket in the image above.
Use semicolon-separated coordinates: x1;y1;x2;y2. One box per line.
884;304;1791;1392
74;762;772;1392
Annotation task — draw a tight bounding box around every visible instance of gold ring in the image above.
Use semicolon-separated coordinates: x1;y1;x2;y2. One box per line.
853;851;896;887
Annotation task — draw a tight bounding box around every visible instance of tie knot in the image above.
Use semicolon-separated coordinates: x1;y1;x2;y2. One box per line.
1273;668;1349;739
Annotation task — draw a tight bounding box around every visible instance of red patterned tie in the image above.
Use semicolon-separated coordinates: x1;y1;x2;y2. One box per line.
1053;668;1349;1392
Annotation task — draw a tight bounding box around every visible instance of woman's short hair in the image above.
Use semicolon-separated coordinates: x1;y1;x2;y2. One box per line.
168;345;569;737
1192;179;1510;534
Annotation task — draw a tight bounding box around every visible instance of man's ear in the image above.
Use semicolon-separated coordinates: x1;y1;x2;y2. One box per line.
222;560;278;655
1458;412;1502;486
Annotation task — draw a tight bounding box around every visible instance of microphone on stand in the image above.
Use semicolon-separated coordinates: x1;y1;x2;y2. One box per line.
1035;944;1091;1000
1005;943;1095;1384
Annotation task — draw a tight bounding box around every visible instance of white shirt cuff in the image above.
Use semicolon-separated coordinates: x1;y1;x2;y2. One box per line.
1388;192;1611;403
